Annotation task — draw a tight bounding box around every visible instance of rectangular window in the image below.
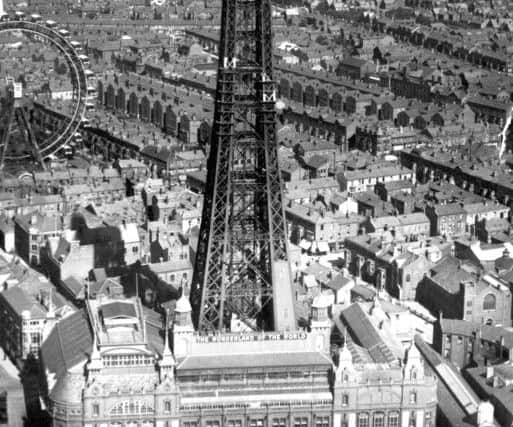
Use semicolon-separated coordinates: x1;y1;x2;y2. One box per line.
272;419;286;427
228;421;242;427
206;421;220;427
92;404;99;416
250;420;264;427
164;401;171;413
357;414;369;427
294;418;308;427
30;333;41;345
184;422;198;427
409;412;416;427
342;394;349;406
31;245;38;251
425;412;432;427
315;416;329;427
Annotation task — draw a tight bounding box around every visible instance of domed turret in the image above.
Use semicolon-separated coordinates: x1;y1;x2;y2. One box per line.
173;294;195;359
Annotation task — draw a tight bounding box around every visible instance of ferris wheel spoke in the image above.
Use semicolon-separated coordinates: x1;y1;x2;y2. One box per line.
0;20;88;170
0;96;16;170
15;107;46;169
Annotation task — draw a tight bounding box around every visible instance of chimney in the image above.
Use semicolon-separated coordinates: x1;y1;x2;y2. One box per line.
486;363;494;382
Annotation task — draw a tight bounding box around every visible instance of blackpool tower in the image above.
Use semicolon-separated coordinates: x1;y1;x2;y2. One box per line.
190;0;296;333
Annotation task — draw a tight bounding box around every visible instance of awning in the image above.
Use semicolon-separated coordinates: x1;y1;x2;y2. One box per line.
299;239;312;250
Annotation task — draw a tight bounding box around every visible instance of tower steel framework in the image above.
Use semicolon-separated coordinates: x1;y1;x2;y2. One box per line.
191;0;296;332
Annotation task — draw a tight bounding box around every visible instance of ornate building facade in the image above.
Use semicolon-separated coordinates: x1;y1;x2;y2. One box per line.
40;295;438;427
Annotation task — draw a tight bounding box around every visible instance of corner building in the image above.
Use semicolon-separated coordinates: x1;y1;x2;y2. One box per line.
40;296;437;427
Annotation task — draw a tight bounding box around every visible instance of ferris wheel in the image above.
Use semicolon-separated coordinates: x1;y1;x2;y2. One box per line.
0;12;91;171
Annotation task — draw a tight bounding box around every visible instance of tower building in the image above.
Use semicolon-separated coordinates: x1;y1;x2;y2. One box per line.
190;0;295;332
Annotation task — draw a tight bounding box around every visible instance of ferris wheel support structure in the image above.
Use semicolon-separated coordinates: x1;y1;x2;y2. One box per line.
0;17;89;171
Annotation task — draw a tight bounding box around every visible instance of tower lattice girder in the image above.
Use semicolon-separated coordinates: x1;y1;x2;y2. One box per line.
191;0;296;332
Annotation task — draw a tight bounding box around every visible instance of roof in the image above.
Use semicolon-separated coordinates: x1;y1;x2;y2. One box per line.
101;301;137;319
432;202;466;216
1;286;35;314
61;276;83;298
351;284;376;300
305;154;330;169
463;201;509;215
439;318;479;337
339;56;368;68
428;256;474;293
341;166;413;181
177;351;332;371
415;336;478;426
0;364;22;392
40;310;93;377
340;303;396;364
325;274;353;291
15;211;63;234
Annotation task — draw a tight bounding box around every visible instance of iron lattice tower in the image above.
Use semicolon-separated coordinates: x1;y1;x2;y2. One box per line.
191;0;296;332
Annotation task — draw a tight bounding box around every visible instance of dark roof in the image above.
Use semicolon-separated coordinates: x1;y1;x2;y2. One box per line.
433;202;466;216
350;284;376;301
340;303;396;364
495;253;513;272
305;154;329;169
325;274;353;291
101;301;137;319
439;319;479;337
40;310;93;377
339;56;367;68
62;276;83;298
429;256;474;293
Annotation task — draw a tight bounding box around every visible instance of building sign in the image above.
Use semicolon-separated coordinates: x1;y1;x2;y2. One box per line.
196;331;307;344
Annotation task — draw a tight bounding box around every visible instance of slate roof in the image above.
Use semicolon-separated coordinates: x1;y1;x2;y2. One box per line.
429;257;474;293
40;310;93;377
340;303;396;364
102;301;137;319
439;318;479;337
305;154;330;169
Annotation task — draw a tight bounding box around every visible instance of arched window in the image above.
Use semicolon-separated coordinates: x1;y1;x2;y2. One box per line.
373;412;385;427
483;294;496;311
110;400;154;416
